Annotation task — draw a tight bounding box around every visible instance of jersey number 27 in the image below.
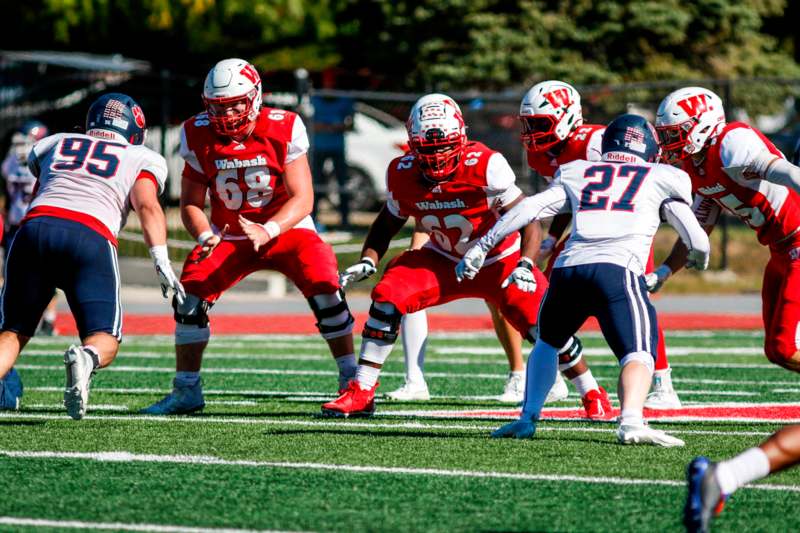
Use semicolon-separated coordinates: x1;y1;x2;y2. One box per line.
579;164;649;212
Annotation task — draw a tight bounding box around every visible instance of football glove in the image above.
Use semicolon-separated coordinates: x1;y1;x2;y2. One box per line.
150;245;186;306
644;264;672;293
686;248;710;271
536;236;557;263
491;418;537;439
339;257;377;288
455;245;487;282
501;257;537;293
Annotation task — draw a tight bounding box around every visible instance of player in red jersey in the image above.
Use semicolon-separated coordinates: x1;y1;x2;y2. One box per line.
521;80;680;409
653;86;800;373
322;93;610;418
142;59;356;415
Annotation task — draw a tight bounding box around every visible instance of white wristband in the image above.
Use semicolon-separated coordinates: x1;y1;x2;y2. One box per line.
264;221;281;240
197;231;214;246
360;256;376;268
149;244;169;264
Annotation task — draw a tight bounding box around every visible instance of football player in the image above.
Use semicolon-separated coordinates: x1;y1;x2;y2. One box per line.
0;93;183;418
460;114;710;445
652;87;800;373
685;424;800;532
1;120;60;336
325;93;609;418
522;80;681;409
141;59;357;415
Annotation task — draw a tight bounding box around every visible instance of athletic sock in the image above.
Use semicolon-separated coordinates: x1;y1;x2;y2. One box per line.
569;371;599;397
335;353;357;381
520;341;558;420
81;345;101;370
715;447;771;495
619;408;644;428
175;371;200;388
401;310;428;383
355;365;381;390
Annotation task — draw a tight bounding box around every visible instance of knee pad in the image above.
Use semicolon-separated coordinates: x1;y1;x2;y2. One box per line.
308;290;355;340
620;351;655;374
557;336;583;372
173;294;210;328
175;322;210;345
363;301;402;344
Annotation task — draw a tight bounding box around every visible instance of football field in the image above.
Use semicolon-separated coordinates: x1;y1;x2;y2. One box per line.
2;330;799;532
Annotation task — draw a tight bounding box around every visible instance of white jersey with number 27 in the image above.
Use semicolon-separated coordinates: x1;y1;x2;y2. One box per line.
480;157;693;274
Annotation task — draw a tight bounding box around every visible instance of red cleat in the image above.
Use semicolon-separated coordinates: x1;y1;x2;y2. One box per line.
321;381;378;418
581;386;614;420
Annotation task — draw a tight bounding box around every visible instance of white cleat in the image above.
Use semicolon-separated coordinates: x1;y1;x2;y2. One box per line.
617;423;685;447
544;372;569;404
63;345;96;420
498;372;525;403
645;368;682;409
385;380;431;401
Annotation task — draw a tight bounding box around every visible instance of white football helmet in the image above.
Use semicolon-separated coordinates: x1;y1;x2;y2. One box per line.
655;86;725;163
519;80;582;152
406;93;466;181
203;58;262;138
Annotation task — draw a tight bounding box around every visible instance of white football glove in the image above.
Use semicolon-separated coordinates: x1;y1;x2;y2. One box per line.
644;264;672;293
339;257;377;288
686;248;710;271
455;245;487;282
501;257;537;293
150;245;186;305
536;236;557;263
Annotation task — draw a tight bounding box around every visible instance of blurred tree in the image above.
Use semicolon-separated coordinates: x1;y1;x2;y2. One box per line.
2;0;798;101
334;0;800;91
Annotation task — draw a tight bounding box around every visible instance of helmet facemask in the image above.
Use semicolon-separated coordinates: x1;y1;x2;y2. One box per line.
411;129;465;181
520;115;562;152
204;89;259;139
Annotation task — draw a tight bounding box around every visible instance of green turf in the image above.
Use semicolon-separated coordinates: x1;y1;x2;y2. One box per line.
1;331;799;532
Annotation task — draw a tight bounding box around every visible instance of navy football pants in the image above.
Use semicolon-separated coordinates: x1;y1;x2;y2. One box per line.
0;216;121;339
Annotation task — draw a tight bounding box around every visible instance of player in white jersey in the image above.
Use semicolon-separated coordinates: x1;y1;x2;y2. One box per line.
456;114;711;446
1;120;60;335
0;93;184;418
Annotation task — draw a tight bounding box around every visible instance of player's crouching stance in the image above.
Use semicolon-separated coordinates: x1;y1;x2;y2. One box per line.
141;59;356;415
0;93;183;419
323;93;608;418
459;114;710;446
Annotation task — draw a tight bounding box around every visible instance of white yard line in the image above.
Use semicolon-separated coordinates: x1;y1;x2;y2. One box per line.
0;449;795;493
433;346;765;356
0;517;298;533
0;411;782;434
25;404;128;411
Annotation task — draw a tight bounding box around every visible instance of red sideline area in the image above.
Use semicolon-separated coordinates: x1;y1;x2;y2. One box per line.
53;312;762;335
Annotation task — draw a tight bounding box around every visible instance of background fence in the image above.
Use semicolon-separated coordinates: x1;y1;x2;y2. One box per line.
2;51;800;273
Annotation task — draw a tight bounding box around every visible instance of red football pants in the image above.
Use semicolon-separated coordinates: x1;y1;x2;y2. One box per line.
180;228;340;302
372;248;547;339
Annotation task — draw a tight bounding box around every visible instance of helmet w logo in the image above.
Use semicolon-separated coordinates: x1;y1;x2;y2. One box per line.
239;65;260;85
543;88;572;108
676;94;709;117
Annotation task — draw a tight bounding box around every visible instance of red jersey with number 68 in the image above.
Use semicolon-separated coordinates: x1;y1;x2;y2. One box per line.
527;124;605;178
386;141;522;264
180;107;311;237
